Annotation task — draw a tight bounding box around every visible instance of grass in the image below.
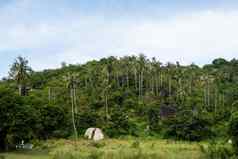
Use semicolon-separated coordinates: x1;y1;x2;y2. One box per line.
0;150;49;159
0;139;205;159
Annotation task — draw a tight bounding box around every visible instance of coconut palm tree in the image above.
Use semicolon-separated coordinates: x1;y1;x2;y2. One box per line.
138;54;147;100
64;73;79;140
9;56;31;96
101;62;112;123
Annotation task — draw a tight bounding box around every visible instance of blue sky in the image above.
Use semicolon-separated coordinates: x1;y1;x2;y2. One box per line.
0;0;238;77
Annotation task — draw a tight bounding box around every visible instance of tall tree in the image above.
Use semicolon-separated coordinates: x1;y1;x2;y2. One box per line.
9;56;31;96
65;73;79;140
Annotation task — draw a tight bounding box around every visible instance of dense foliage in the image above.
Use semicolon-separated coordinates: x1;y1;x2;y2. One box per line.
1;55;238;150
229;112;238;155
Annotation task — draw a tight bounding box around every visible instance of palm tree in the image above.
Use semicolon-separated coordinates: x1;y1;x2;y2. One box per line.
151;57;161;96
138;54;147;100
9;56;31;96
101;63;112;123
64;73;79;141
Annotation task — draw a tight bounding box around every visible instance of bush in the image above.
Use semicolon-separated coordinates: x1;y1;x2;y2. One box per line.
201;142;235;159
75;110;101;135
130;140;140;149
0;87;39;150
162;111;213;141
39;105;70;139
147;104;160;132
103;109;136;137
229;112;238;155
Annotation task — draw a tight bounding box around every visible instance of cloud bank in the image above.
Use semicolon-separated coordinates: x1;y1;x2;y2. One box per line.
0;0;238;77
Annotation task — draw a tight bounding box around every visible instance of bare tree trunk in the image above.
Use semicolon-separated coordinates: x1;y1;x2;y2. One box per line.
117;72;120;87
18;84;22;96
155;75;158;96
160;73;163;89
48;87;51;102
138;73;141;99
105;93;109;123
169;76;171;99
70;89;78;141
151;76;154;94
134;69;137;91
214;88;217;115
177;78;181;100
141;71;143;100
126;71;129;88
52;88;56;102
204;82;207;109
74;88;78;113
207;81;210;107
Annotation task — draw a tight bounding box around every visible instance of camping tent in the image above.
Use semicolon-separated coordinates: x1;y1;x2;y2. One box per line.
84;128;104;141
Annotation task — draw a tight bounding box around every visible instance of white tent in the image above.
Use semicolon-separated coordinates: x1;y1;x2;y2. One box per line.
84;128;104;141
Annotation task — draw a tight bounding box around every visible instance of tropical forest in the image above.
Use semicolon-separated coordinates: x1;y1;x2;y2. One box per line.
0;55;238;159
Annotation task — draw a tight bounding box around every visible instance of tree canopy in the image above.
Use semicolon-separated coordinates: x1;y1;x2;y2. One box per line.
1;55;238;150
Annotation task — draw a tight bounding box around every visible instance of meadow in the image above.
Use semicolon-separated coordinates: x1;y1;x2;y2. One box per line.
0;139;205;159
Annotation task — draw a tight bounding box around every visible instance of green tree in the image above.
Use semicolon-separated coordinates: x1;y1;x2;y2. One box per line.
9;56;31;96
229;112;238;155
64;73;79;140
0;86;38;150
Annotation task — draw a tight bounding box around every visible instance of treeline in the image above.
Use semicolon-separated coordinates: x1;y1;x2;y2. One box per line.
1;55;238;150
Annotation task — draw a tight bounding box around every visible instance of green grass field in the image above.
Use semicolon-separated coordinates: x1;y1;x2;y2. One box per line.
0;151;49;159
0;139;205;159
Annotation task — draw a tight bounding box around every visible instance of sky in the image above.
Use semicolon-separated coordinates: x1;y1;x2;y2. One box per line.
0;0;238;77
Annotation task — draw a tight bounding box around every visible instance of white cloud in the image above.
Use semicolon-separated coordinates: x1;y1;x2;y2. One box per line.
0;2;238;76
123;10;238;64
59;10;238;65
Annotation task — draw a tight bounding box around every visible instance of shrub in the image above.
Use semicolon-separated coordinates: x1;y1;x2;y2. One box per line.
39;105;70;139
0;87;39;150
104;109;133;137
75;110;101;135
162;111;213;141
200;142;235;159
130;140;140;149
147;104;160;132
229;112;238;155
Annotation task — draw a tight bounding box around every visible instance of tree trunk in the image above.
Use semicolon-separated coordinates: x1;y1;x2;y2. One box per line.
48;87;51;102
169;76;171;99
134;69;137;91
151;76;154;94
18;84;22;96
156;73;159;96
141;71;143;100
117;72;120;87
74;88;78;113
160;73;163;89
126;71;129;88
204;84;207;108
214;88;217;115
105;93;109;123
138;73;141;99
70;89;78;141
207;80;210;107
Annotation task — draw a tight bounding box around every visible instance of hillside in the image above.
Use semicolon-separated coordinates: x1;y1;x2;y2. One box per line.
0;55;238;151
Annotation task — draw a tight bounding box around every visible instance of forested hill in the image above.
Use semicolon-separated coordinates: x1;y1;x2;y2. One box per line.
1;55;238;149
